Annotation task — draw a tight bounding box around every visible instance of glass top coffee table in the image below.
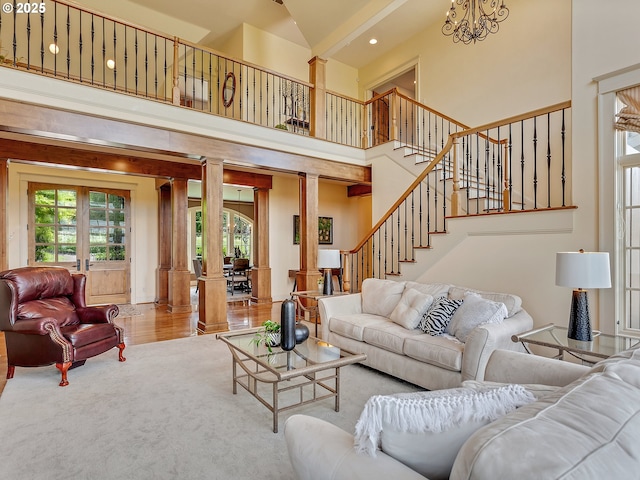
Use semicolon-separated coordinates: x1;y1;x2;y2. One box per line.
512;323;640;363
217;329;366;433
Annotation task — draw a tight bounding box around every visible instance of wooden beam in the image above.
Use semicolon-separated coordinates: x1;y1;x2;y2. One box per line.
223;170;272;189
347;184;372;197
0;139;201;179
0;98;371;183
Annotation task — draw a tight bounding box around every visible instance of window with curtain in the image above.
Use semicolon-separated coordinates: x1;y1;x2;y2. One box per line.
617;86;640;331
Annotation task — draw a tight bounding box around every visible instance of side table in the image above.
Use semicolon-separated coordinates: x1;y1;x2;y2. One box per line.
290;290;351;337
512;323;639;364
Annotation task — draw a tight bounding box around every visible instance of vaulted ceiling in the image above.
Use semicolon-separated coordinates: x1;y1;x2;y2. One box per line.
74;0;447;69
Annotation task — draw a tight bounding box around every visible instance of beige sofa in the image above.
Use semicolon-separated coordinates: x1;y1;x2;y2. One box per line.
285;346;640;479
318;278;533;390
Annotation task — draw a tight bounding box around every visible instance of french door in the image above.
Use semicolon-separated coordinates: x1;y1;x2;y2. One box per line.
28;183;131;305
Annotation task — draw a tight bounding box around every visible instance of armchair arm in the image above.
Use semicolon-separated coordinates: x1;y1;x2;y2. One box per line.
484;349;589;386
461;310;534;382
77;304;119;324
11;317;58;335
319;293;362;340
284;415;426;480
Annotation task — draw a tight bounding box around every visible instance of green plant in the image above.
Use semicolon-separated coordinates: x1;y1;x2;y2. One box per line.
250;320;281;353
275;124;288;131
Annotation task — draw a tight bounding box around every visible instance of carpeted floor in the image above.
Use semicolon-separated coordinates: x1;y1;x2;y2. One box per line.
0;334;420;480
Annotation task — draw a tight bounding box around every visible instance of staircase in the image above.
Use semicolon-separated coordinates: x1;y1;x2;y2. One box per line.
342;101;573;293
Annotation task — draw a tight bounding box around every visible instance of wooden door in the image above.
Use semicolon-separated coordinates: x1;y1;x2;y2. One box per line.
29;184;131;305
371;91;390;146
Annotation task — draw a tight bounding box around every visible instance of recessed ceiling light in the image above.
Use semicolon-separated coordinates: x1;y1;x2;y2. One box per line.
369;38;378;45
48;43;59;54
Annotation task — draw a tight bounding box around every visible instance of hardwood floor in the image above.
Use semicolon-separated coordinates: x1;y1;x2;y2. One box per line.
0;299;282;395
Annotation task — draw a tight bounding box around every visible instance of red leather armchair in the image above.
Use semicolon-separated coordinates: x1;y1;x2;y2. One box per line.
0;266;126;386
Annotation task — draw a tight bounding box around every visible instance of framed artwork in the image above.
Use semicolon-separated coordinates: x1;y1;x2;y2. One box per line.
293;215;333;245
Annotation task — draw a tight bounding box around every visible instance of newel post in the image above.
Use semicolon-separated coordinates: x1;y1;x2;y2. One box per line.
308;57;327;140
451;136;461;217
502;142;510;211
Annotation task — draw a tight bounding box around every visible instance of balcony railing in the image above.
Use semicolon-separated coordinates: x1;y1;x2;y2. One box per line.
0;0;311;134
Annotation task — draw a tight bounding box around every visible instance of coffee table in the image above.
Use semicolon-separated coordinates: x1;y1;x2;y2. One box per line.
217;329;366;433
512;323;640;363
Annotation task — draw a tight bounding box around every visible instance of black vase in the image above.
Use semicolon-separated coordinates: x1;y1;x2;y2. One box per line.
280;298;296;351
295;322;309;344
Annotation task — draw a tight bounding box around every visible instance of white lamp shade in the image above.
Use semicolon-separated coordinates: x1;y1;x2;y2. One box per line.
555;251;611;289
317;249;341;269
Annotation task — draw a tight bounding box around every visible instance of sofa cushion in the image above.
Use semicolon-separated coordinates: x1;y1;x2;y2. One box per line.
446;292;508;342
362;322;423;355
328;314;389;342
404;281;451;298
389;289;434;330
361;278;405;317
451;367;640;480
448;285;522;317
403;334;464;372
417;296;463;336
354;385;535;480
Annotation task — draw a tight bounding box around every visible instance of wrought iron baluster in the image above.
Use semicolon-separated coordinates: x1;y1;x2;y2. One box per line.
561;109;566;207
520;120;525;210
508;124;513;211
90;15;95;83
26;9;32;69
547;112;551;208
66;6;70;78
533;116;538;209
39;9;44;72
78;11;82;81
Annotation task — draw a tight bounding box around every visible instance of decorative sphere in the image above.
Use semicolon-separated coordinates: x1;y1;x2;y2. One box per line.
295;322;309;344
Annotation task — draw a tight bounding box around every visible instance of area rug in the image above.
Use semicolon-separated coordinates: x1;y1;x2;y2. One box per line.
0;334;420;480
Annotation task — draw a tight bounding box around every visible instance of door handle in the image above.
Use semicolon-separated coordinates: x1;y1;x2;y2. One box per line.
76;259;81;271
85;259;90;271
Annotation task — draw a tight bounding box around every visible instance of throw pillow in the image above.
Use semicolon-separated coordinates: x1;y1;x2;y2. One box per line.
446;292;508;342
361;278;406;318
389;289;434;330
417;296;463;336
354;385;536;480
448;285;522;317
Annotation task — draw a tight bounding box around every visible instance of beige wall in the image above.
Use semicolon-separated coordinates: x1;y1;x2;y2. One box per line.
572;0;640;334
358;0;571;126
7;163;159;304
269;175;366;300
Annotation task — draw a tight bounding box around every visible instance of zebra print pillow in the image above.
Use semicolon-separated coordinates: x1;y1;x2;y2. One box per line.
418;296;464;336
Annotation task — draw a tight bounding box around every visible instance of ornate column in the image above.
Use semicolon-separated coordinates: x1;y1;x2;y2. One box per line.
295;173;321;292
198;158;228;333
155;181;171;305
251;187;272;304
168;178;192;313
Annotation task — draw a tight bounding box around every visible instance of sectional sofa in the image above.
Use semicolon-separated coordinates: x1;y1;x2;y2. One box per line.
286;345;640;479
318;278;533;390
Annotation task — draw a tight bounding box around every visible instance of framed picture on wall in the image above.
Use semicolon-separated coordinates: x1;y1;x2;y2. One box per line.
293;215;333;245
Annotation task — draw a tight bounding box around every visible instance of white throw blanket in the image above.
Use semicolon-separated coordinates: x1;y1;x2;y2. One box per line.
354;384;536;456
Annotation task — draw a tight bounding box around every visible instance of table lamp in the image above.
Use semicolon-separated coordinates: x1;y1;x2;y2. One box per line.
318;249;341;295
555;250;611;341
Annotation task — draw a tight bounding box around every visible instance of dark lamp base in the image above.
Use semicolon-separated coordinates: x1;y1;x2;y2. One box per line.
567;289;592;341
322;268;333;296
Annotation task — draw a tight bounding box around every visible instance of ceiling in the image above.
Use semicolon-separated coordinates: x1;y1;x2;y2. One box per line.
82;0;447;70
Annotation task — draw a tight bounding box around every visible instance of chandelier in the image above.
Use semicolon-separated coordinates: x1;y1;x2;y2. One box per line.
442;0;509;45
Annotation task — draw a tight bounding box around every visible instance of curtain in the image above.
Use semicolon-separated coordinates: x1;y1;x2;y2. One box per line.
616;85;640;133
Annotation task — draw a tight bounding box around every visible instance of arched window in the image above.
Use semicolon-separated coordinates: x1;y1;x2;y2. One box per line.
192;208;252;262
